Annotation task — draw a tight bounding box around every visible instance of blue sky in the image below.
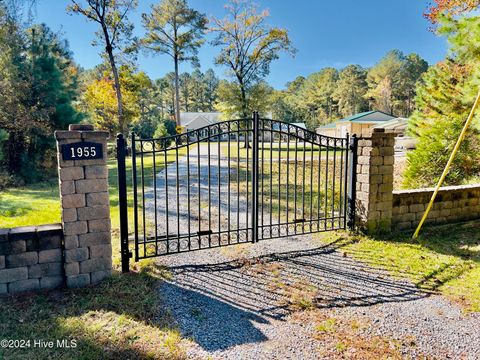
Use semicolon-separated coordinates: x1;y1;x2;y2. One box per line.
34;0;447;89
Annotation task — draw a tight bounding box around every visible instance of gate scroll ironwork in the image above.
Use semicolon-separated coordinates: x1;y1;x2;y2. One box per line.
117;112;357;271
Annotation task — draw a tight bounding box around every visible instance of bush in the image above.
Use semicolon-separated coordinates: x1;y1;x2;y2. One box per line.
154;123;168;139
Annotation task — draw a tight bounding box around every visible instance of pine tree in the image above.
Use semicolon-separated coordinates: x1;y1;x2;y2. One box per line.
299;68;338;129
0;10;82;182
404;15;480;188
141;0;207;125
404;59;480;187
333;65;368;117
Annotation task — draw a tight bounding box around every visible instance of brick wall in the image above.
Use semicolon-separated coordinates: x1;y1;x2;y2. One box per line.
354;129;395;233
0;126;113;295
352;128;480;233
0;224;64;294
392;184;480;230
55;126;112;288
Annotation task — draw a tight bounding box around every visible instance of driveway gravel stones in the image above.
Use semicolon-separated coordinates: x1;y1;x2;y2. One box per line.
147;143;479;359
157;234;480;359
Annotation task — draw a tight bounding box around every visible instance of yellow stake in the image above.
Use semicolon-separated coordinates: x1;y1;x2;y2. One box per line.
412;89;480;239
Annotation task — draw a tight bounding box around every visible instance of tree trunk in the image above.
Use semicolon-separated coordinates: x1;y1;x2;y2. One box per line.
240;85;247;119
7;131;23;175
174;55;181;126
239;83;251;148
106;45;125;134
100;21;125;135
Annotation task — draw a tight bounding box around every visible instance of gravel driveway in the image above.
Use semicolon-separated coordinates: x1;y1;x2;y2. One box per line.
157;235;480;359
143;143;251;253
146;143;479;359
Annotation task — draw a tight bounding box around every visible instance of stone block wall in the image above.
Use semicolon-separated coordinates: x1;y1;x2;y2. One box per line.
0;125;113;295
0;224;64;294
354;128;395;233
392;184;480;230
55;125;112;288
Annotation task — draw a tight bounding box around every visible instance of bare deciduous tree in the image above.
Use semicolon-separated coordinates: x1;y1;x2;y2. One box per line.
67;0;137;133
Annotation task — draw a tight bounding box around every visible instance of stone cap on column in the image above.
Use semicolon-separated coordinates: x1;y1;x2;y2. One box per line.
55;124;110;141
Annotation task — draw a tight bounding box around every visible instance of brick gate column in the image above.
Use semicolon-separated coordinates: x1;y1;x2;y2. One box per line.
55;124;112;288
355;128;395;234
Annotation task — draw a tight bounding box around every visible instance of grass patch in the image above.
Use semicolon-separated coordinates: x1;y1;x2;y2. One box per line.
221;142;326;161
0;179;61;228
0;146;187;233
317;222;480;312
0;262;187;359
315;318;337;333
281;280;319;310
220;142;346;226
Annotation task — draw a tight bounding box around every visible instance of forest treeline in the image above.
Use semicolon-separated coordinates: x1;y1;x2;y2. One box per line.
1;0;480;189
0;0;428;186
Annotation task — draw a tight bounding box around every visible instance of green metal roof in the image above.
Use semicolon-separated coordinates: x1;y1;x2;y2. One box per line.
318;110;393;128
319;123;336;129
350;119;388;123
338;111;377;122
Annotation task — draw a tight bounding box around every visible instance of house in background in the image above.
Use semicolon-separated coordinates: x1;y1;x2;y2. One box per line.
291;122;307;130
316;110;396;138
179;112;221;132
372;117;408;135
373;117;416;150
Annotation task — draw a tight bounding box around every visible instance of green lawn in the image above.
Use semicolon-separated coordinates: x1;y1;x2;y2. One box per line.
0;180;61;228
220;142;347;227
317;222;480;312
221;142;329;160
0;146;187;230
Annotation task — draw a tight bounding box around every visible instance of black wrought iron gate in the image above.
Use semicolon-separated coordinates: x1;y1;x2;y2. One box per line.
117;112;358;272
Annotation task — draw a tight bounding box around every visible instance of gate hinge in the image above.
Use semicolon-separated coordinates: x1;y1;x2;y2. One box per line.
120;250;133;258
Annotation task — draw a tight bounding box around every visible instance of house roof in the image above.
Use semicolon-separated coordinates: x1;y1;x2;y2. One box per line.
291;122;306;129
337;110;376;122
318;123;336;129
318;110;395;129
372;117;408;132
180;112;221;127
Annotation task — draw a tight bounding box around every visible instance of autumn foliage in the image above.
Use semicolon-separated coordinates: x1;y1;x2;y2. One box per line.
425;0;480;24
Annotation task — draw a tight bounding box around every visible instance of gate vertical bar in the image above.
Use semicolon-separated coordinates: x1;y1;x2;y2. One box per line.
251;111;260;243
131;133;139;261
347;134;358;230
116;134;130;273
343;134;350;229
